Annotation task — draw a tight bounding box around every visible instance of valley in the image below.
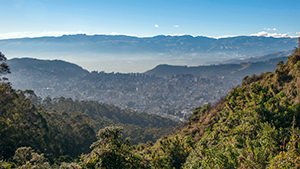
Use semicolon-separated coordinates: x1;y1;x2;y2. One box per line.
7;50;289;121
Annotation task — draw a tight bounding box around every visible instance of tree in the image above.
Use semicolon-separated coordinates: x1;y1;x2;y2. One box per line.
298;37;300;55
80;126;148;169
153;136;190;169
13;147;50;168
0;52;10;81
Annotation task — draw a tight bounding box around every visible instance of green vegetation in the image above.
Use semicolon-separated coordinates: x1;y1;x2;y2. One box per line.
81;127;148;169
41;97;178;144
1;40;300;168
0;82;96;161
181;41;300;168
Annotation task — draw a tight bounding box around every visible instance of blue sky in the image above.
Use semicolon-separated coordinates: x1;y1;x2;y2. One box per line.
0;0;299;39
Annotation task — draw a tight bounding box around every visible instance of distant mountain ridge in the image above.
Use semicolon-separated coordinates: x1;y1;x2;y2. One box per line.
145;55;288;78
0;34;297;72
8;58;89;80
224;50;293;64
1;34;296;56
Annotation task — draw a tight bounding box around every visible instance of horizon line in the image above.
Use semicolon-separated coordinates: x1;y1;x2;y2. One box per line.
0;31;299;41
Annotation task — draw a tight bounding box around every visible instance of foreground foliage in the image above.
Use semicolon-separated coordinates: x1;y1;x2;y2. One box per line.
81;127;148;169
180;40;300;168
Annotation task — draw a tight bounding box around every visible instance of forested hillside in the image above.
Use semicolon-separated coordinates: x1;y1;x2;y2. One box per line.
0;82;96;161
41;97;178;144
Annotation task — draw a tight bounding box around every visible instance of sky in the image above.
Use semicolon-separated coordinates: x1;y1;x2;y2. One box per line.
0;0;299;39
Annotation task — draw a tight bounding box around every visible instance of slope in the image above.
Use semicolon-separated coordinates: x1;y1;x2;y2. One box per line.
140;41;300;168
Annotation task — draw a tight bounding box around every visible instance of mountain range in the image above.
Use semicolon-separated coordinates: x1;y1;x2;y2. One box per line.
0;34;297;72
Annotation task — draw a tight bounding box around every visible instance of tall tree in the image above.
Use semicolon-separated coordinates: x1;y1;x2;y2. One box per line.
0;52;10;81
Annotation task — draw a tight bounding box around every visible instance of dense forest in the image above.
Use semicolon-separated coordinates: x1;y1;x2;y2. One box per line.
41;97;178;145
1;40;300;168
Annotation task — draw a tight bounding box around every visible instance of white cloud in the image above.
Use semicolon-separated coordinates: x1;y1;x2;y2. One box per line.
174;25;180;28
165;33;190;36
296;32;300;35
154;24;159;28
264;28;277;31
108;32;138;37
214;35;239;39
251;31;290;38
109;32;120;35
